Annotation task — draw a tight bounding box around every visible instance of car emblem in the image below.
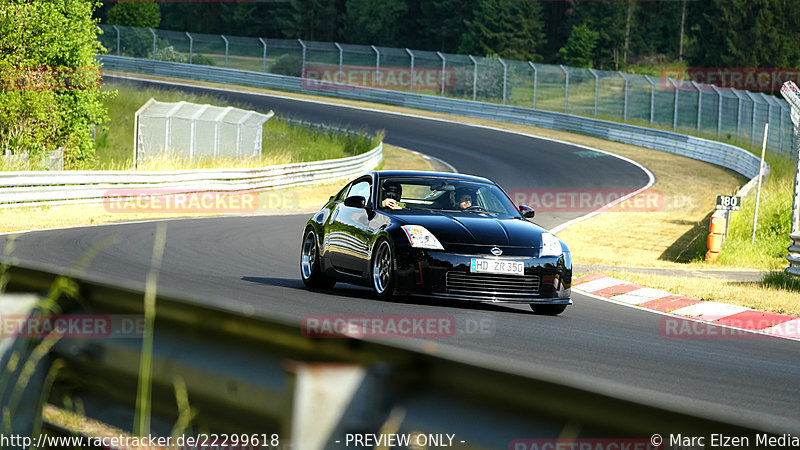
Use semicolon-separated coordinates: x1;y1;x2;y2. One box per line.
490;247;503;256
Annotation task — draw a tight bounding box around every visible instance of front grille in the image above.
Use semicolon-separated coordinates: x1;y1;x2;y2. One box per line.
445;271;540;299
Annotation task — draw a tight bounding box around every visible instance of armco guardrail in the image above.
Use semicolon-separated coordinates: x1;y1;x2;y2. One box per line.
0;141;381;208
0;260;782;448
101;56;763;180
788;233;800;278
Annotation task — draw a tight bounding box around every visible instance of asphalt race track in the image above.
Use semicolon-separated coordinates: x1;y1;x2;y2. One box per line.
3;77;800;434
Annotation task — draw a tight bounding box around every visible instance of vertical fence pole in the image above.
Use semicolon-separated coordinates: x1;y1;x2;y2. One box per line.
437;51;446;96
259;38;267;73
470;56;479;101
763;93;774;151
560;65;569;113
711;85;722;138
113;25;120;56
528;62;537;109
148;28;156;60
589;69;599;116
371;45;380;86
406;49;415;93
335;43;344;83
498;58;508;105
781;106;786;153
733;90;743;139
298;39;307;78
221;35;229;68
619;72;629;121
692;81;702;135
752;123;769;242
186;32;194;65
644;75;655;124
747;91;758;148
670;78;679;131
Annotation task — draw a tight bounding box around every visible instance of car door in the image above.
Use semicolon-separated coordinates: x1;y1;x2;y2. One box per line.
328;177;373;275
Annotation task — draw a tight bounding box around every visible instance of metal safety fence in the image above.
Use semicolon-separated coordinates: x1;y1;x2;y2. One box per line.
98;25;793;156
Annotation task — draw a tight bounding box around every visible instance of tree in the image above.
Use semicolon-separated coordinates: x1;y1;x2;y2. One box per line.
558;25;599;68
0;0;110;168
342;0;408;45
107;0;160;28
459;0;545;61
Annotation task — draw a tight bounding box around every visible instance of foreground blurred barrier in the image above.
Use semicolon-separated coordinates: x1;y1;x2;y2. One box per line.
788;233;800;278
0;260;782;449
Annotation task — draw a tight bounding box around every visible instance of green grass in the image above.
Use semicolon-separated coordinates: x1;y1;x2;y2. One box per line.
718;154;796;269
95;83;380;170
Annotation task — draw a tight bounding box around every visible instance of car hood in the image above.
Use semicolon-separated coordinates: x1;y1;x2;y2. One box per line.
390;210;547;247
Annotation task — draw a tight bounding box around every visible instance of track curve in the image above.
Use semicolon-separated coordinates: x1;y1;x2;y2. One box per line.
4;78;800;433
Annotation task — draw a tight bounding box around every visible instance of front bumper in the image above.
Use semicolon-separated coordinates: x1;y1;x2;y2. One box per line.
394;247;572;304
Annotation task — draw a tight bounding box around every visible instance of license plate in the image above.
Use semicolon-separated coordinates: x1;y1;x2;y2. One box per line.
470;258;524;276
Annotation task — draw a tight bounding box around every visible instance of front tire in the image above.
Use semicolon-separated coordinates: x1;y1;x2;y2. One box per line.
300;228;335;289
371;239;395;299
530;304;567;315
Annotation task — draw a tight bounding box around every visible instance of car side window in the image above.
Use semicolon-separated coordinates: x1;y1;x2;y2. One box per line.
347;180;371;204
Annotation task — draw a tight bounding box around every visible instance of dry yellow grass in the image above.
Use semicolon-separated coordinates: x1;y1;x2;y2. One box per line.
0;144;430;234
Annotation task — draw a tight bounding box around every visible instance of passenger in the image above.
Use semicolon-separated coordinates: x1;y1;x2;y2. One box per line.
380;181;403;210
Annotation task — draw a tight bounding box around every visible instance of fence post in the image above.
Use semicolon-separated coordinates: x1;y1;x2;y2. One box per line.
746;91;758;148
711;85;722;138
498;58;508;105
589;69;599;116
528;61;537;109
371;45;380;84
186;32;194;65
406;49;415;93
221;35;229;68
670;78;679;131
692;81;702;135
644;75;655;124
781;106;786;153
762;93;774;151
298;39;307;78
437;51;446;96
148;28;156;60
732;89;744;139
619;72;629;121
336;43;344;83
259;38;267;73
113;25;120;56
471;55;479;101
560;65;569;113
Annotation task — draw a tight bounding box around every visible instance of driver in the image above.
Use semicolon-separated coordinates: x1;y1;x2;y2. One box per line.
454;187;475;210
380;181;403;210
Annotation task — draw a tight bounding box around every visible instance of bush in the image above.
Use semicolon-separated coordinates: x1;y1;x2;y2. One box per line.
270;54;303;77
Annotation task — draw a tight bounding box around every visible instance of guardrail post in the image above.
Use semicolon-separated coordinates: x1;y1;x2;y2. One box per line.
298;39;307;78
259;38;267;73
336;43;344;83
148;27;156;60
221;35;229;68
619;72;629;121
644;75;655;124
788;233;800;278
405;48;415;92
186;32;194;64
113;25;120;56
560;65;569;113
692;81;702;135
437;51;446;96
589;69;600;116
371;45;380;85
528;61;537;109
669;78;679;131
471;55;479;101
498;58;508;105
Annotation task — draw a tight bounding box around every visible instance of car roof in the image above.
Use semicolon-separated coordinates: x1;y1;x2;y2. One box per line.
371;170;494;184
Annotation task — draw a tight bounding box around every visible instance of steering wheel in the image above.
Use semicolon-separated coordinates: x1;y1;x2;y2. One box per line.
465;205;487;212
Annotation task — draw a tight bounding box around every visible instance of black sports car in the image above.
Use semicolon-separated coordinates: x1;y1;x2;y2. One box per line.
299;171;572;315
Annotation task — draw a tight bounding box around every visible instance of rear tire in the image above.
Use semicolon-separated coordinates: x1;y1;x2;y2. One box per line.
371;239;395;299
530;304;567;315
300;228;335;289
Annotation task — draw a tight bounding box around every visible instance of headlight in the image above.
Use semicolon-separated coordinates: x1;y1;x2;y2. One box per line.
540;232;562;257
401;225;444;250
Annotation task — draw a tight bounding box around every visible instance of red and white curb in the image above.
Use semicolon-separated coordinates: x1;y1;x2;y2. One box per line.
574;273;800;341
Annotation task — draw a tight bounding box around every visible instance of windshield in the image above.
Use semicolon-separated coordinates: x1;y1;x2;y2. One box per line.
377;176;520;217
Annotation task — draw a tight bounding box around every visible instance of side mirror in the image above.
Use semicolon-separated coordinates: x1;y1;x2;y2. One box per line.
344;195;367;208
519;205;535;219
